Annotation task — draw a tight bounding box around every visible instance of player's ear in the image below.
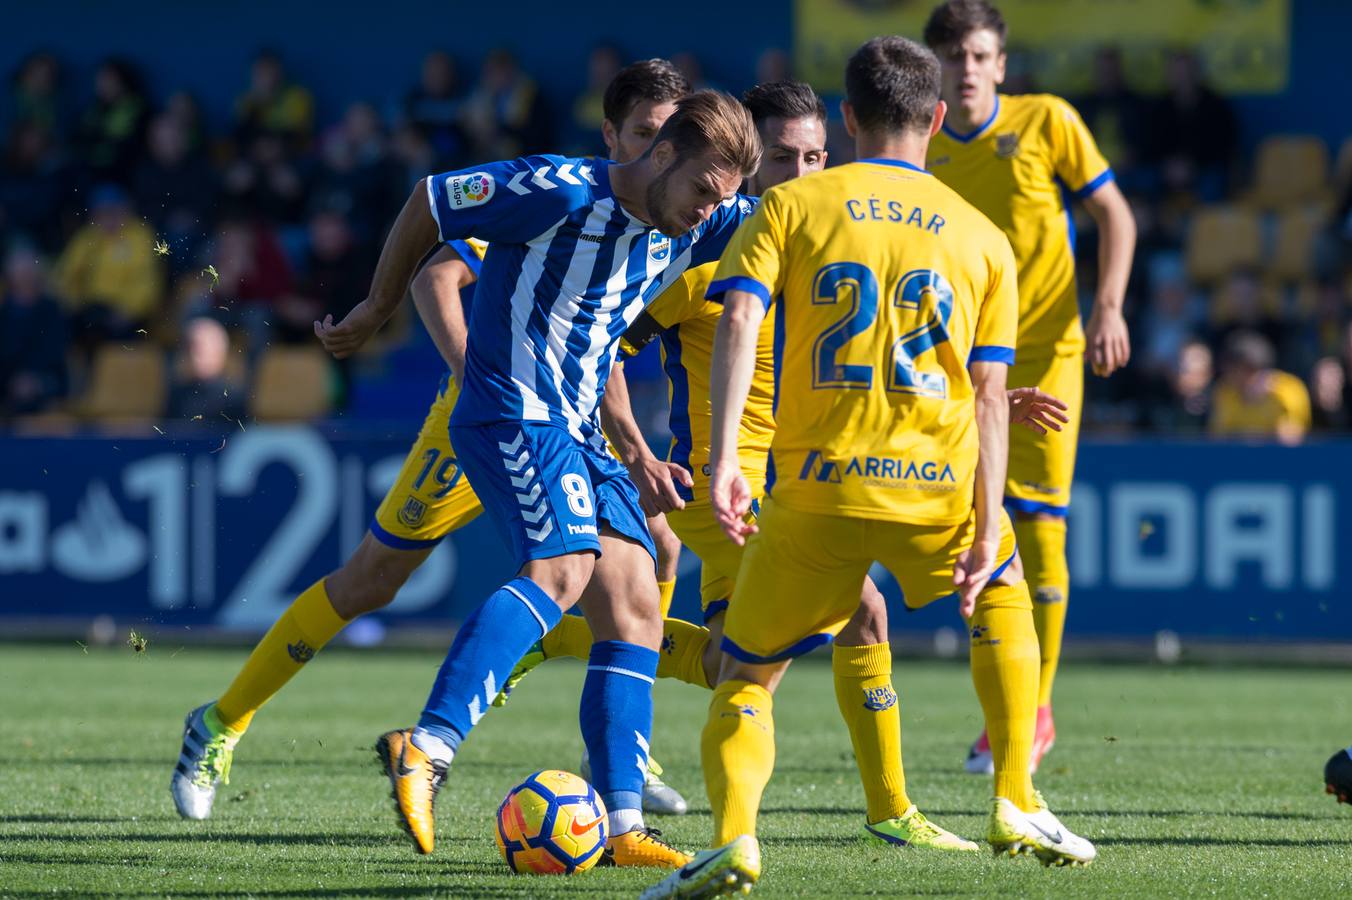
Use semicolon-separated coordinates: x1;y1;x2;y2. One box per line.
995;51;1007;86
649;139;677;173
602;118;620;159
840;100;858;138
929;100;947;139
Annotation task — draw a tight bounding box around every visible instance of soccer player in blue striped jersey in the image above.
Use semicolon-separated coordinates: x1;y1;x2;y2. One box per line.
168;60;694;827
315;91;762;867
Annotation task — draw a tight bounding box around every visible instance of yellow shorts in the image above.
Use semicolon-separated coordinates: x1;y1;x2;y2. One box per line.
371;376;483;549
1005;351;1083;517
722;499;1019;663
665;498;760;621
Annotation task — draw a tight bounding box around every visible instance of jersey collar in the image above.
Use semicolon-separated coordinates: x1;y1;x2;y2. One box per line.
591;158;615;200
856;158;932;175
941;95;1000;143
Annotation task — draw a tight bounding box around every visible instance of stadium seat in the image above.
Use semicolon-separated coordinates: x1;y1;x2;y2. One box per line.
78;345;168;421
1185;205;1263;284
1269;207;1325;282
249;347;333;421
1249;135;1330;210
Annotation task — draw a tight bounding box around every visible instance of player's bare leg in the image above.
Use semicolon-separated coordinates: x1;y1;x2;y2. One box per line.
173;533;429;819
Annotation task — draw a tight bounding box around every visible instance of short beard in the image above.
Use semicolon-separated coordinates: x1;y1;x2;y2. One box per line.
644;165;685;237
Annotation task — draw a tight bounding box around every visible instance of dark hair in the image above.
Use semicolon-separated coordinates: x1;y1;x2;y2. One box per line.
1223;330;1275;371
923;0;1008;51
603;58;690;127
844;37;941;135
649;90;761;177
741;80;826;129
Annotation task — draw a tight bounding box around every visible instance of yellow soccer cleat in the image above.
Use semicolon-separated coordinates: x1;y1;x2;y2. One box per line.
598;826;694;869
639;834;761;899
988;791;1097;867
492;638;545;707
375;729;446;854
864;805;980;852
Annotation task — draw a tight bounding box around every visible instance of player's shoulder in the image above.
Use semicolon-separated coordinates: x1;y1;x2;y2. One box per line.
1006;92;1085;129
441;154;604;210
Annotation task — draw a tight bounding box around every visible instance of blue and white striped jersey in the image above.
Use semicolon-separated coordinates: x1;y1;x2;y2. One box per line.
427;154;756;447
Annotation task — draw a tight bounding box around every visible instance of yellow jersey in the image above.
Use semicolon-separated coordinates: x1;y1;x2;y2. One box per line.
709;159;1019;526
928;93;1112;359
1210;371;1311;439
621;262;778;503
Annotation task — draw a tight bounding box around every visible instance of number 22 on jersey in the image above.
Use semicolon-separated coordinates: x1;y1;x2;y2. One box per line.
811;263;955;399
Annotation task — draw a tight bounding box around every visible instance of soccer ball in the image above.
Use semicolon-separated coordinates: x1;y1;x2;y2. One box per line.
495;769;608;874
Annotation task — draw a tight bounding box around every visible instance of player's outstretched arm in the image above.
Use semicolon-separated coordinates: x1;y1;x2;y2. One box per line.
956;360;1011;617
601;362;691;515
315;178;441;359
1082;179;1136;378
410;245;476;383
1007;386;1069;435
708;290;765;545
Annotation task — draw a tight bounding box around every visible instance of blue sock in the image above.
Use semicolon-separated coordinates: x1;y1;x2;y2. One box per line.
580;640;659;818
417;576;562;749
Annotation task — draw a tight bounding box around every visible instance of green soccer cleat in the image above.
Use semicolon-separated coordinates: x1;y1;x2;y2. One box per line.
864;805;980;851
170;703;240;820
639;834;761;899
988;791;1097;866
492;638;545;707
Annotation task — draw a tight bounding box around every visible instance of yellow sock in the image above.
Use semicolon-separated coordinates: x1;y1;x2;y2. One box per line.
657;579;676;618
214;579;348;733
1014;517;1069;707
702;680;775;845
969;582;1038;811
540;613;593;660
832;642;909;823
656;618;712;688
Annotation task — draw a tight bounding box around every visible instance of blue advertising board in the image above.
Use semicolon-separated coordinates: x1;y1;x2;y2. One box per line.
0;430;1347;641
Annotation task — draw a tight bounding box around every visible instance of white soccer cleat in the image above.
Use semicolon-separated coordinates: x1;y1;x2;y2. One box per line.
964;729;994;775
639;834;761;899
582;748;689;816
170;703;240;820
988;792;1096;866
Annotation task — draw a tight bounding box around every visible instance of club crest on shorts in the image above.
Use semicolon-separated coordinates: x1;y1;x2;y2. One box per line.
397;495;428;528
648;231;671;262
995;133;1020;159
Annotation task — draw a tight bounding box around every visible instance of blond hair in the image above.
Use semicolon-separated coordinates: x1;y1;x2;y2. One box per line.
650;90;761;177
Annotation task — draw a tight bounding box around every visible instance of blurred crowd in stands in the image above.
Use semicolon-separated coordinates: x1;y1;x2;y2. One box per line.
1;45;1349;444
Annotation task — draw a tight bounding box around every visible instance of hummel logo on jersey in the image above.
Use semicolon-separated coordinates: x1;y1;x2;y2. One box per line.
446;172;495;208
579;232;606;244
287;640;315;664
863;685;897;711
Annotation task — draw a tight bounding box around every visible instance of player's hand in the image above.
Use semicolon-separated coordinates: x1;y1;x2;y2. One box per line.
710;459;757;546
1008;387;1070;435
628;457;692;516
953;536;1001;619
314;299;385;359
1085;306;1130;377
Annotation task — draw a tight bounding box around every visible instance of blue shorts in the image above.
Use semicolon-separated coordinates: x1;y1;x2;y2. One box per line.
449;421;655;570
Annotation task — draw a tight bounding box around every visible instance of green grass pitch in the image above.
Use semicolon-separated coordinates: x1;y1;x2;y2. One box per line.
2;644;1350;897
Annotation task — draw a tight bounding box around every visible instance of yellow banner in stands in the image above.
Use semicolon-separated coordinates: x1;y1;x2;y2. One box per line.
795;0;1290;95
